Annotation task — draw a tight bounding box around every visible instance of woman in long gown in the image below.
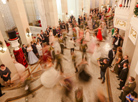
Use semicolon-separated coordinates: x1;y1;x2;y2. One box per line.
87;34;97;54
91;43;102;64
11;57;27;82
102;23;107;39
49;30;55;44
84;28;90;42
27;44;38;65
87;16;93;30
40;66;60;88
36;42;42;57
75;25;80;39
68;24;73;36
94;25;103;41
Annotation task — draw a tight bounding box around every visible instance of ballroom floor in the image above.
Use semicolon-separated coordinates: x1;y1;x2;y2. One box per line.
0;31;122;102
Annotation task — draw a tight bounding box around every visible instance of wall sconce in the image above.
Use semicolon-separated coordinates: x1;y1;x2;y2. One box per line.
0;41;7;53
26;28;32;37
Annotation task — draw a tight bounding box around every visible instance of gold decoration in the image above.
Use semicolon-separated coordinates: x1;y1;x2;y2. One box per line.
130;28;137;39
115;19;126;27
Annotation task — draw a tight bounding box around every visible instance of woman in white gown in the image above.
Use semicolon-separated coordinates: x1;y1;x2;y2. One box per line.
49;30;55;44
75;25;80;39
84;28;90;42
68;24;73;36
27;44;38;65
40;66;61;88
91;43;102;64
11;57;27;82
36;42;42;56
87;16;93;30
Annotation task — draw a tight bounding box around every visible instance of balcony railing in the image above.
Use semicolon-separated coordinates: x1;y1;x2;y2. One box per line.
114;0;132;30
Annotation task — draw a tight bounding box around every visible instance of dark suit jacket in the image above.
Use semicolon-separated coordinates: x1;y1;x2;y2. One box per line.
119;59;129;70
53;29;57;36
119;68;128;81
22;47;28;57
113;37;122;46
31;44;38;54
108;50;116;59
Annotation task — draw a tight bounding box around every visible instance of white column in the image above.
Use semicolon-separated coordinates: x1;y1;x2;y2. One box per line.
84;0;90;15
35;0;47;31
91;0;96;9
99;0;104;11
61;0;68;22
8;0;32;45
43;0;58;27
0;31;17;77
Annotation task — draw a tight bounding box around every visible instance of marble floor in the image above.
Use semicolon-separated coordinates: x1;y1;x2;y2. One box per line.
0;32;122;102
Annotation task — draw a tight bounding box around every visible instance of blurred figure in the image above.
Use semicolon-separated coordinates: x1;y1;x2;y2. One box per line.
95;91;107;102
75;87;83;102
24;77;35;102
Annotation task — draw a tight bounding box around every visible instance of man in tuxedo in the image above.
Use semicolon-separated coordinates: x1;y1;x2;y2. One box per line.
78;16;81;25
46;28;50;35
22;44;28;62
98;58;109;84
119;76;136;102
0;83;5;97
40;30;45;43
113;34;123;48
117;63;128;90
53;27;57;36
44;31;49;45
118;55;129;76
108;48;116;67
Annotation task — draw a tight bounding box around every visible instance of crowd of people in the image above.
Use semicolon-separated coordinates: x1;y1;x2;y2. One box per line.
0;6;137;102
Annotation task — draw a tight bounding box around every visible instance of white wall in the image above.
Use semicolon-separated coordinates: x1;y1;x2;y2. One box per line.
23;0;39;25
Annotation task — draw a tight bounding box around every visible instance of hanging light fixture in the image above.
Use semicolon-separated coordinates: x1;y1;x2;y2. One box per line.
0;41;7;53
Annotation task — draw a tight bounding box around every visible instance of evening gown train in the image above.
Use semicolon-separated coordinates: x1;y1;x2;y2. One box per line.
97;28;103;41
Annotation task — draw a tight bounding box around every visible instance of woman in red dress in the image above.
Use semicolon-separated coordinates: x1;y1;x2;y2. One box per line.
94;25;103;41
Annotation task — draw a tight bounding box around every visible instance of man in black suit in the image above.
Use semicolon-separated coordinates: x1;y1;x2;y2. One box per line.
118;55;129;76
31;42;38;57
46;28;50;35
40;30;45;43
98;58;109;84
108;48;116;67
66;21;69;33
117;63;128;90
113;34;123;48
53;27;57;36
78;16;81;25
0;83;5;97
44;31;49;45
22;44;28;61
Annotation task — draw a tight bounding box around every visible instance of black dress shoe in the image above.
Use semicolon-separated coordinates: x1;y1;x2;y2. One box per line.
102;81;105;84
0;93;5;97
117;88;121;90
